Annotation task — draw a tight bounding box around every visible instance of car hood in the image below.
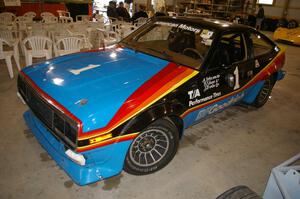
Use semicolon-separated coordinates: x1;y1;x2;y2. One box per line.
22;48;169;132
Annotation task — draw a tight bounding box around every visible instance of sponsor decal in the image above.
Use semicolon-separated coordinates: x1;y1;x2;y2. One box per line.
155;22;202;33
255;59;260;68
202;74;220;92
188;89;201;100
188;86;221;107
200;29;214;39
195;92;244;121
69;64;101;75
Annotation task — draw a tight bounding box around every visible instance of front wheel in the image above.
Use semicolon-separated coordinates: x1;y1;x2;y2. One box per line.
124;119;179;175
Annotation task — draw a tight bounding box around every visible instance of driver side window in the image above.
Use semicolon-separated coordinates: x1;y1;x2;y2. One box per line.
209;33;246;70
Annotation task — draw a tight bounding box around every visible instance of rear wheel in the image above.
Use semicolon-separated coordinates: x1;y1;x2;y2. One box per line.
216;186;261;199
287;20;298;29
124;118;179;175
252;76;274;108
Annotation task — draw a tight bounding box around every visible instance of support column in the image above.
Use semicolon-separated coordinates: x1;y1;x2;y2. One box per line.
282;0;290;19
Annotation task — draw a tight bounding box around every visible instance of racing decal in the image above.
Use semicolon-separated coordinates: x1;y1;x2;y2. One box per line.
255;59;260;68
233;67;240;90
155;21;202;33
188;88;221;107
195;92;244;121
77;63;199;141
181;49;285;118
200;29;214;39
77;132;139;152
69;64;101;75
188;89;201;100
202;74;220;92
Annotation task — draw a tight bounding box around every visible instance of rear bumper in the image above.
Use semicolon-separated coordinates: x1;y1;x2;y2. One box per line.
277;69;286;81
24;110;132;186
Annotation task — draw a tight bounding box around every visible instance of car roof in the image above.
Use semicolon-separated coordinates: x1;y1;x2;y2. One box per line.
155;16;256;33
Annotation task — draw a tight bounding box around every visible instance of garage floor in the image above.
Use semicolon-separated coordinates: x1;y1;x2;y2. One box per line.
0;33;299;199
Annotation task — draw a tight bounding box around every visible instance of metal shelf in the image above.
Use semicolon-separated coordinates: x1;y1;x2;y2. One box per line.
180;0;242;19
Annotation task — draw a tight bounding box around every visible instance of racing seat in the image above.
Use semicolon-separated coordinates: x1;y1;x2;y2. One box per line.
168;29;195;53
213;43;231;68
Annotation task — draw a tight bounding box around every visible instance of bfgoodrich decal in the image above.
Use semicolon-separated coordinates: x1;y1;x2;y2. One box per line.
195;92;244;121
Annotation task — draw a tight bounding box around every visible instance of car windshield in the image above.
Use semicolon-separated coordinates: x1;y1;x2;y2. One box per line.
120;20;215;70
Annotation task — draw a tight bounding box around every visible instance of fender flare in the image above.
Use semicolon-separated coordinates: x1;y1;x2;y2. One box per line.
120;101;185;139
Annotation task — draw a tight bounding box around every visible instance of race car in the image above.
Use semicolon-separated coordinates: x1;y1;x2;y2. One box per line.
273;26;300;45
18;17;285;185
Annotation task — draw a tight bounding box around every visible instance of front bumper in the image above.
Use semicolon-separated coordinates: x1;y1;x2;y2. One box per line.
24;110;132;186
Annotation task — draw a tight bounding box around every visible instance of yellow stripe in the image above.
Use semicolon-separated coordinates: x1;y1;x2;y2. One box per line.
78;132;139;150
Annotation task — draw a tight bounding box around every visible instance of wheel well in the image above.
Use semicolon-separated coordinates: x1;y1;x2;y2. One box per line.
167;115;184;139
271;72;278;86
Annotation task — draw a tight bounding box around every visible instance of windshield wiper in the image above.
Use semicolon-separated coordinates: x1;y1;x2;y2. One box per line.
145;47;173;60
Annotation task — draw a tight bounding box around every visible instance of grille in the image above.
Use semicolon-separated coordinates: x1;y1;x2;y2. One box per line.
18;75;78;149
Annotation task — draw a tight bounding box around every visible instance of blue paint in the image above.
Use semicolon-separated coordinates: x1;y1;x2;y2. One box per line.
24;110;132;186
22;48;169;132
183;91;245;129
277;69;286;80
242;81;265;104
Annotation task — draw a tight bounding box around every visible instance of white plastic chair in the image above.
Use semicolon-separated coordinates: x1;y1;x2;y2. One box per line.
0;30;21;56
95;14;105;24
0;38;21;78
57;10;70;17
23;11;36;23
67;25;92;49
57;10;73;23
96;28;119;48
22;36;52;66
59;16;73;23
42;16;58;24
0;30;19;43
76;15;90;23
54;37;83;57
41;12;55;18
14;16;28;40
0;12;16;25
118;23;136;38
135;17;148;27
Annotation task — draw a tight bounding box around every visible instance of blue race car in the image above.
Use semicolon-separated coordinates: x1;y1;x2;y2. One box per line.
18;17;285;185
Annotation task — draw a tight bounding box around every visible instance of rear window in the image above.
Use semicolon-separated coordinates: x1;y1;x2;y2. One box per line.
250;33;273;57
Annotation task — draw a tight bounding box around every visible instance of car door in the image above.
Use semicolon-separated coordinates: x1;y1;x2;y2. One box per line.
187;32;253;124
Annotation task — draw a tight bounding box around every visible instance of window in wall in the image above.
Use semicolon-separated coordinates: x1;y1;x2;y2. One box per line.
257;0;274;5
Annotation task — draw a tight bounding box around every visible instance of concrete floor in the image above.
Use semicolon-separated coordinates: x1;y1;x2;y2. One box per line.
0;34;299;199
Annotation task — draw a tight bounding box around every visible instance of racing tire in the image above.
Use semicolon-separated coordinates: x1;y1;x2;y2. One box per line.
287;20;299;29
124;118;179;175
277;19;288;28
252;76;274;108
216;186;261;199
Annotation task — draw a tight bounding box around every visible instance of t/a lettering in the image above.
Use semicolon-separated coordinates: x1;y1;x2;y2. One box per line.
188;89;200;100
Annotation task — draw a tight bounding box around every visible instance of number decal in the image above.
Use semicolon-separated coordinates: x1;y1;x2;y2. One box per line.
233;67;240;90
